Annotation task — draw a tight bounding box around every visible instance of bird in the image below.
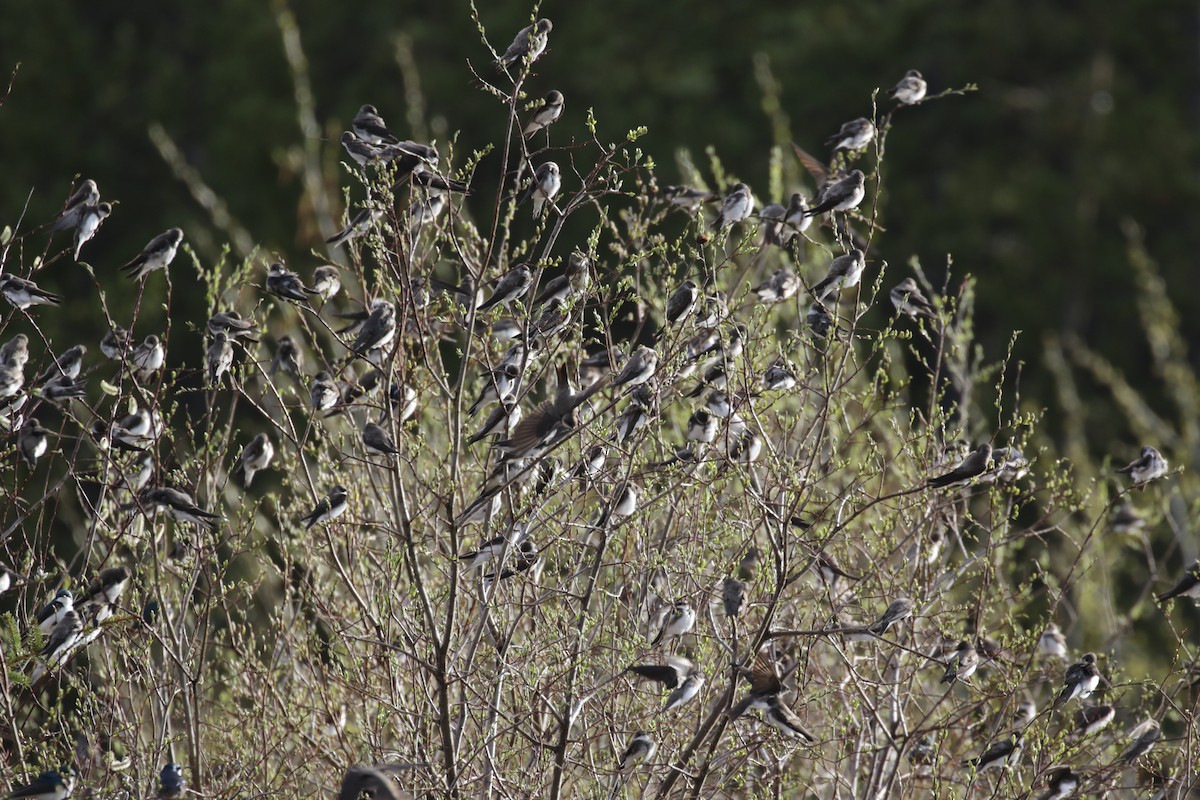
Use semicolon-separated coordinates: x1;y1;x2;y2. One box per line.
810;249;866;299
627;654;694;691
337;764;414;800
524;90;564;136
458;525;532;572
762;695;816;742
270;335;304;378
927;443;993;488
941;640;980;684
608;482;639;520
311;372;339;412
612;346;658;389
301;486;349;529
238;433;274;488
363;422;399;456
532;251;591;307
350;300;397;355
266;262;318;303
890;69;928;105
1038;623;1069;659
516;162;561;217
804;170;866;217
341;131;383;167
962;733;1022;772
722;577;745;618
0;275;62;309
131;335;165;378
812;553;860;589
77;566;130;624
352;104;399;145
99;327;130;361
18;418;49;468
5;768;74;800
207;311;258;342
477;264;534;313
33;606;83;682
122;228;184;280
661;185;717;211
40;373;86;404
327;207;382;247
311;265;341;301
1116;446;1168;486
496;18;552;71
466;401;522;445
687;408;718;444
140;487;221;530
73;202;112;261
0;333;30;367
752;268;800;304
1120;718;1161;764
662;670;705;713
0;358;25;398
762;361;797;392
48;179;100;232
827;117;875;151
1035;767;1079;800
651;601;695;647
0;567;11;595
1157;559;1200;602
206;330;234;385
1053;652;1100;708
712;183;753;231
890;277;936;318
665;280;698;325
1074;703;1115;738
781;192;812;240
35;589;74;635
611;396;652;444
807;301;834;337
157;763;186;800
1109;501;1145;534
468;364;520;416
616;731;655;772
867;598;913;635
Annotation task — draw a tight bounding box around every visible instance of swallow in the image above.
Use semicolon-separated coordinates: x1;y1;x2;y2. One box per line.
77;565;130;624
266;262;317;303
516;162;561;217
1074;703;1115;738
131;335;165;378
579;347;621;387
468;363;520;416
573;443;607;483
890;277;936;318
696;291;728;328
207;311;258;342
1038;623;1068;659
35;588;74;635
408;192;447;232
722;576;745;618
480;538;540;585
665;280;698;325
651;601;696;647
907;735;935;775
352;103;398;145
327;207;382;247
6;769;74;800
627;654;695;691
363;421;399;456
890;69;927;105
927;443;993;488
532;251;591;307
99;327;130;360
310;371;339;412
0;566;10;595
337;765;412;800
762;695;816;742
521;297;571;346
458;525;532;572
48;179;100;232
609;482;639;521
813;552;860;588
382;139;440;176
123;228;184;280
206;330;234;385
811;249;866;299
157;763;186;800
827;118;875;151
0;333;29;367
726;425;762;465
1116;446;1168;486
73;202;113;261
611;397;653;446
308;265;341;303
140;486;221;530
962;732;1022;772
301;485;349;529
804;169;866;217
1037;766;1078;800
495;364;600;460
496;18;552;71
1053;652;1100;708
712;183;753;231
478;264;534;313
350;300;397;354
0;358;24;398
341;131;383;167
807;300;834;337
686;407;718;444
753;268;800;304
705;389;731;418
1120;718;1160;763
762;360;797;391
1013;699;1038;728
867;598;913;635
467;400;522;445
759;203;787;247
238;432;274;488
1157;559;1200;602
524;89;564;136
663;670;705;713
18;417;49;467
32;606;81;681
0;275;62;309
612;345;658;389
270;335;304;378
941;640;980;684
983;446;1029;483
782;192;812;238
661;184;717;211
411;170;471;195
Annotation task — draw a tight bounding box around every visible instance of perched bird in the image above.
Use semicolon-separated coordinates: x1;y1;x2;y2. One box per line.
131;335;165;378
311;372;339;412
496;18;553;71
238;433;274;488
327;207;382;247
350;300;397;355
712;183;753;231
1038;623;1069;659
468;363;520;416
267;262;317;303
363;422;399;456
337;764;412;800
1074;704;1115;738
753;269;800;304
1157;559;1200;603
35;589;74;635
301;485;349;529
781;192;812;241
687;408;718;444
0;275;62;309
157;763;186;800
651;601;696;647
890;69;928;105
813;553;860;589
663;670;705;713
0;333;30;367
48;179;100;232
524;90;564;136
762;361;797;391
206;330;234;384
665;280;698;325
962;733;1022;772
890;277;936;318
1120;718;1161;764
341;131;383;167
532;251;591;307
516;162;561;217
77;566;131;624
122;228;184;280
927;443;993;488
867;598;913;635
609;483;639;520
804;170;866;217
612;346;658;389
99;327;130;360
352;103;398;145
827;118;875;151
1053;653;1100;708
941;640;980;684
270;335;304;378
0;567;11;595
73;202;112;260
6;768;74;800
811;249;866;300
477;264;534;313
458;525;532;572
18;418;49;468
140;487;221;530
762;696;816;742
1116;446;1168;486
207;311;258;342
722;577;745;618
807;301;834;337
31;606;82;678
311;265;341;301
1036;767;1078;800
611;396;652;444
0;358;25;398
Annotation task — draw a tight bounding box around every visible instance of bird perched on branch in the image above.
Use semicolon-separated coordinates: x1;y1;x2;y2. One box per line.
496;19;553;71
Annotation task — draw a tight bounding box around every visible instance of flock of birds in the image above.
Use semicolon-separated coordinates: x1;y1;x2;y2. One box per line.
0;15;1194;800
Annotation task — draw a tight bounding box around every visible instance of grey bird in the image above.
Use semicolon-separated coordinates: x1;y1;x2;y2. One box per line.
34;345;86;385
270;335;303;378
687;407;718;444
804;170;865;217
867;598;913;635
77;565;131;625
0;358;24;397
616;731;655;771
477;264;534;313
467;400;522;445
310;371;339;412
665;280;698;325
927;443;993;488
941;640;980;684
363;422;399;456
48;179;99;232
762;696;816;742
338;764;414;800
327;207;382;247
34;608;83;680
524;90;564;136
890;69;928;105
408;193;446;232
651;601;695;647
350;300;397;355
496;18;553;71
18;417;49;467
301;485;349;529
661;185;717;211
627;654;695;692
1038;623;1068;660
813;552;860;588
1119;718;1160;764
753;268;800;304
341;131;383;167
1116;446;1168;486
827;118;875;151
238;432;274;488
99;326;130;361
722;576;745;618
207;311;258;342
206;331;234;385
1037;767;1079;800
0;334;30;367
962;733;1022;772
612;345;658;389
266;262;317;303
139;486;221;530
131;335;165;378
468;363;520;416
532;251;591;307
352;104;398;145
890;277;936;318
759;203;787;247
810;249;866;299
1074;704;1115;738
662;670;705;713
1053;653;1100;708
0;275;62;309
1157;559;1200;603
311;265;341;301
122;228;184;280
73;202;112;260
516;162;561;217
713;183;753;231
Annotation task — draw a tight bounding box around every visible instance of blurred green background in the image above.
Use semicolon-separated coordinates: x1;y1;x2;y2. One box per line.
1;0;1197;456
